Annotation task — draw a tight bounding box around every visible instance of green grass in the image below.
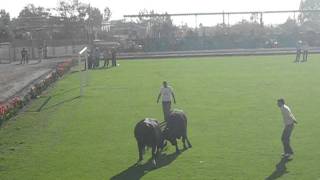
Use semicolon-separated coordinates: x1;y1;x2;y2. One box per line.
1;55;320;180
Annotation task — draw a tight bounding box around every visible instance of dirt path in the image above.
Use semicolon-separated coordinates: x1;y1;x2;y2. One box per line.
0;58;68;102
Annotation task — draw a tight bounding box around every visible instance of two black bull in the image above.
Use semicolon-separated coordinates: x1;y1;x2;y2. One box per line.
134;110;192;166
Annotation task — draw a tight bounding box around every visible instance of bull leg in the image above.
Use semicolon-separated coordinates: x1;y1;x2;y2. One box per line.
137;142;144;162
182;136;188;149
186;136;192;148
173;139;180;154
151;146;157;167
184;130;192;148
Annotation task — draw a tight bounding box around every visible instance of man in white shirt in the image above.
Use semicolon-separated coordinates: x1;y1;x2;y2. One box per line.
277;98;298;158
157;81;176;121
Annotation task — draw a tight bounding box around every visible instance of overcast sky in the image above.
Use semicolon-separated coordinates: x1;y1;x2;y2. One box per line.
3;0;302;26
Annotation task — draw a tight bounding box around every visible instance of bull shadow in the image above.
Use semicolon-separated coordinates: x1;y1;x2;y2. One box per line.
26;96;80;112
40;96;80;111
265;157;292;180
110;150;184;180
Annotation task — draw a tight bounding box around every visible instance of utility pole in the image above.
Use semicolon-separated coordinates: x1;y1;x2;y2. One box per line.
87;4;93;46
260;12;264;26
222;11;225;25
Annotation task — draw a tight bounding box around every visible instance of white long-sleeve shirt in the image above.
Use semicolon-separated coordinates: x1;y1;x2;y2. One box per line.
280;104;296;126
159;86;174;102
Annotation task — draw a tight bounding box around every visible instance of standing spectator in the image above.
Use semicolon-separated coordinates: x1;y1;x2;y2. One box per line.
26;49;29;64
38;46;42;63
20;48;27;64
43;44;47;59
157;81;176;121
277;98;298;158
302;41;309;62
111;48;117;67
294;40;302;63
87;50;93;69
103;49;110;68
94;47;100;68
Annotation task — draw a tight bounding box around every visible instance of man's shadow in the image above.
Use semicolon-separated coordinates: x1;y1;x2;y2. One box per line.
110;150;184;180
265;157;292;180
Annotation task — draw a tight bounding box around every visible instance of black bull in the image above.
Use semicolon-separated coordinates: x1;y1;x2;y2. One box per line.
163;110;192;153
134;118;166;166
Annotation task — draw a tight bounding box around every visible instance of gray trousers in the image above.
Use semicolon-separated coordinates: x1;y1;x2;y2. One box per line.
295;49;301;62
281;124;294;154
303;50;308;61
162;101;171;121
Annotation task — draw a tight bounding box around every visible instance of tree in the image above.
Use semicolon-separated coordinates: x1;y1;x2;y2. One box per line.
103;7;112;22
0;9;11;42
56;0;75;19
89;7;103;29
143;11;177;51
299;0;320;23
18;4;50;17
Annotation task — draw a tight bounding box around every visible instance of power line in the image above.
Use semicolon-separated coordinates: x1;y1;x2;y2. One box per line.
124;9;320;18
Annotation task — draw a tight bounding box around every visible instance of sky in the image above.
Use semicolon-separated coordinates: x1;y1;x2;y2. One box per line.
2;0;302;26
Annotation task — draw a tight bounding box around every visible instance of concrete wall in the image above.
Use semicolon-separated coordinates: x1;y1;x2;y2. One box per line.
0;43;11;63
46;45;84;58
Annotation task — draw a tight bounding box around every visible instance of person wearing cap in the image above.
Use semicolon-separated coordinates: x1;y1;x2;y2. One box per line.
157;81;176;121
277;98;298;158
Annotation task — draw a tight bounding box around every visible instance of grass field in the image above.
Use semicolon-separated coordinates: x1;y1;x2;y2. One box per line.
1;55;320;180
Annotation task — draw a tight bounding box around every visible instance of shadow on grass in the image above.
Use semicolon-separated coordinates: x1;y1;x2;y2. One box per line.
265;157;292;180
51;87;79;97
26;96;80;112
40;96;80;111
110;150;184;180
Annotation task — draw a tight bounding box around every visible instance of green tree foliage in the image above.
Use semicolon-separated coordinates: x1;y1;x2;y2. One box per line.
299;0;320;23
18;4;50;17
138;10;177;51
0;9;11;42
89;7;103;29
54;0;105;40
103;7;112;22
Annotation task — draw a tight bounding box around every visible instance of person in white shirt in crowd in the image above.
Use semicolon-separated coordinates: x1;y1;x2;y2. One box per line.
277;98;298;158
157;81;176;121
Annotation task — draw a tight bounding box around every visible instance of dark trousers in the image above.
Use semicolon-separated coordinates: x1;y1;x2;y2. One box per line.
21;57;24;64
281;124;294;154
104;58;109;67
112;58;116;66
295;50;301;62
21;56;26;64
302;50;308;61
162;101;171;121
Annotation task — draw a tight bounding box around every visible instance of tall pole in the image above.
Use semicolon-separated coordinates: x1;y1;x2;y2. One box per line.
222;11;225;25
260;13;264;26
87;4;92;46
195;15;198;29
